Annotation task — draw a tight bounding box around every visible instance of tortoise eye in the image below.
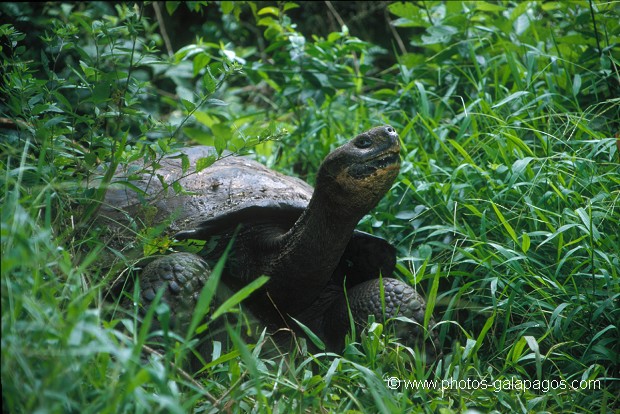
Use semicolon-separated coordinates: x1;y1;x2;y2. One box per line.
354;135;372;149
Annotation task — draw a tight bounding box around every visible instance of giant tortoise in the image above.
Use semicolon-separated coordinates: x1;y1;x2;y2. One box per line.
100;125;437;352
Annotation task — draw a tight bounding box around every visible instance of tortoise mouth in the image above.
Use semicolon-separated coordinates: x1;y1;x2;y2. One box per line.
349;150;400;179
370;151;400;169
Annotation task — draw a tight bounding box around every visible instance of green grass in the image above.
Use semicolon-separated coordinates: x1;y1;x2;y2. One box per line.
2;1;619;413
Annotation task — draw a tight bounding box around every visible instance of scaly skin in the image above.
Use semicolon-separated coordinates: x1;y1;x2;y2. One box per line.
136;253;210;332
323;278;440;353
108;126;439;355
137;253;439;353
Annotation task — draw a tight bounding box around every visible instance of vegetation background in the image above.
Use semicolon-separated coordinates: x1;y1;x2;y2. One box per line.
1;1;619;412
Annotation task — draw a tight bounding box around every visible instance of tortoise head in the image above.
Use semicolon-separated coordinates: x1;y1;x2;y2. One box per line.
316;125;401;213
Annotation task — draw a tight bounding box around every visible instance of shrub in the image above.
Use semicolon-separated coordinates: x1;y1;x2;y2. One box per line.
1;1;618;412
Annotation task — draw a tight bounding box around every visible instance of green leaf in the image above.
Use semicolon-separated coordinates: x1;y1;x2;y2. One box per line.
212;123;231;155
211;275;270;320
576;207;600;241
186;238;234;339
283;2;300;12
206;98;227;106
31;103;63;115
421;25;458;45
181;153;189;173
172;181;184;194
165;1;180;15
424;261;440;334
290;316;326;351
158;139;170;153
475;2;505;12
474;312;496;355
92;81;110;102
491;202;518;244
214;136;227;156
79;60;96;79
135;282;166;355
388;2;425;25
193;110;219;127
220;1;234;15
196;155;216;172
511;157;533;176
509;156;533;186
201;348;242;371
572;74;582;96
202;67;217;94
541;2;563;11
181;98;196;112
524;335;542;381
193;53;211;77
394;210;416;220
225;325;263;400
521;232;531;254
173;44;203;63
258;6;279;17
257;16;278;27
462;338;477;360
448;139;476;165
492;91;530;108
414;80;429;117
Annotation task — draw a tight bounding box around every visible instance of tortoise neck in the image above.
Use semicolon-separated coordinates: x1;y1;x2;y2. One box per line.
268;190;363;311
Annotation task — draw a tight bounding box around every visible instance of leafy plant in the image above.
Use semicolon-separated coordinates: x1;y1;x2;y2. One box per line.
1;1;619;413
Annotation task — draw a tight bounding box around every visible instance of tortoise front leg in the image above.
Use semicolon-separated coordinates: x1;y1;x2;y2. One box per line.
324;278;439;355
132;252;211;333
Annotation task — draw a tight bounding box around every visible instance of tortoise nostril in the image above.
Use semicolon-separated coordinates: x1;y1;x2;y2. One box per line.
384;126;399;145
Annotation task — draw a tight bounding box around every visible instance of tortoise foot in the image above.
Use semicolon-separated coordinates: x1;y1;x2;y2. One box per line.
137;252;211;332
325;278;439;353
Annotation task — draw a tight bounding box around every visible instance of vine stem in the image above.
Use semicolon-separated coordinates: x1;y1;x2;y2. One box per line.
82;4;144;226
588;0;602;57
153;2;173;56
